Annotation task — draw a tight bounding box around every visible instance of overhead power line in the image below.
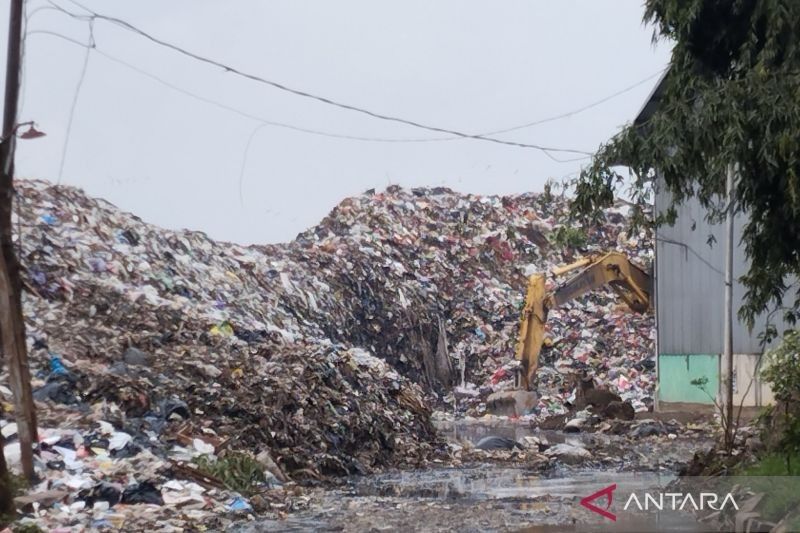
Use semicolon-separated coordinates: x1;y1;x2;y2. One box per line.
44;0;665;144
47;0;594;162
57;20;93;183
26;30;597;203
29;31;463;143
476;70;666;136
28;29;655;156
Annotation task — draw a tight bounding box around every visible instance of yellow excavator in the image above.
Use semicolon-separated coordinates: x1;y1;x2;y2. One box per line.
515;251;652;390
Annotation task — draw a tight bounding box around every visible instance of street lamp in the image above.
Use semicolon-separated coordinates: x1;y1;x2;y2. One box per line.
1;121;46;142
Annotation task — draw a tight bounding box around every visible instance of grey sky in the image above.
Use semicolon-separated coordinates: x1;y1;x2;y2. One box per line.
7;0;670;244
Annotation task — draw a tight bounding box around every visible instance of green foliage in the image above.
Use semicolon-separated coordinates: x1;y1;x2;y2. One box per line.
13;524;44;533
762;330;800;402
690;374;743;450
549;226;587;250
761;330;800;469
0;473;31;527
7;475;28;497
690;375;718;403
734;456;800;529
737;454;800;528
193;452;268;496
542;179;554;205
570;0;800;334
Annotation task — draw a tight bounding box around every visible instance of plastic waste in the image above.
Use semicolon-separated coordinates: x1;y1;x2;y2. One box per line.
40;213;58;225
121;481;164;505
226;497;252;512
49;355;69;376
78;482;122;507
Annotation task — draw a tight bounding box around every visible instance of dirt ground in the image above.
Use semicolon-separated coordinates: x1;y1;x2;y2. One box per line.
650;402;762;424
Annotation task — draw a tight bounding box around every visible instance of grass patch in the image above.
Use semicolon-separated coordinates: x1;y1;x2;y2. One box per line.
193;452;267;496
734;453;800;528
0;474;33;528
738;453;800;476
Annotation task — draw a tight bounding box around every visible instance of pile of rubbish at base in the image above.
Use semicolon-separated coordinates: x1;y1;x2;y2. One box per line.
436;417;717;476
2;413;311;531
4;179;654;526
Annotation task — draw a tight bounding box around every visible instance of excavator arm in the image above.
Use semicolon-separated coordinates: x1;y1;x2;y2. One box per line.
515;251;652;390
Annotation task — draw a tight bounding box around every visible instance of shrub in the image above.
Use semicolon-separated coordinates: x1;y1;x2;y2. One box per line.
761;331;800;471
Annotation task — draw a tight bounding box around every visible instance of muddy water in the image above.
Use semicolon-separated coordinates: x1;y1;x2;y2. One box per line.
237;467;706;532
236;421;713;532
356;466;670;501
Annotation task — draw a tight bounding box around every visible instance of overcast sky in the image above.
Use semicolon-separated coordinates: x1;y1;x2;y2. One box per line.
5;0;670;244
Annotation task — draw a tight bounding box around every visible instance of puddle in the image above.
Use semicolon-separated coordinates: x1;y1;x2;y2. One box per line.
237;466;707;532
354;464;672;501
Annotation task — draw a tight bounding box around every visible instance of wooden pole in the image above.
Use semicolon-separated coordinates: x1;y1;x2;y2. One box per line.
0;431;11;515
0;0;38;482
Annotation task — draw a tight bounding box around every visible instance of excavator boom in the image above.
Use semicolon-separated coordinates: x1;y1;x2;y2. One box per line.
515;251;651;390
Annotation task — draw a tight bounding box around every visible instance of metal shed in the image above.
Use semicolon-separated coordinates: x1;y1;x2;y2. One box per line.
633;72;784;407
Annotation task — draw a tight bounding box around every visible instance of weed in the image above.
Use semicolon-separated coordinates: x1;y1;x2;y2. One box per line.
549;226;587;250
193;452;267;496
738;453;800;476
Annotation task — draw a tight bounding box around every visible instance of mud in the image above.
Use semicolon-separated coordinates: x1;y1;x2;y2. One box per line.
235;419;714;531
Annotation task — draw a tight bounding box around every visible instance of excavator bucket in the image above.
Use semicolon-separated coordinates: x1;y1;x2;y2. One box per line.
515;273;547;390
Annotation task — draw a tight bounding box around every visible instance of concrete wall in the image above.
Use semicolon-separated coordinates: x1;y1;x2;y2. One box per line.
658;354;719;404
657;353;773;406
732;353;774;406
658;354;718;404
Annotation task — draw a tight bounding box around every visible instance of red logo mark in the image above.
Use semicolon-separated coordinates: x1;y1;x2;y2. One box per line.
580;483;617;521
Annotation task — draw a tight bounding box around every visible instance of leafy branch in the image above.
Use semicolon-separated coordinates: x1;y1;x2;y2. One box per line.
569;0;800;333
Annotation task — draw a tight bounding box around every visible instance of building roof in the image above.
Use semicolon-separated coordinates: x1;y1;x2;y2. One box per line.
633;68;671;127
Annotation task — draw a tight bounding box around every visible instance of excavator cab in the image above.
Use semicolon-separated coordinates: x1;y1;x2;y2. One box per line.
514;251;652;390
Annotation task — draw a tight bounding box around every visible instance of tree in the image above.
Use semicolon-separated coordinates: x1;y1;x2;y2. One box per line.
571;0;800;335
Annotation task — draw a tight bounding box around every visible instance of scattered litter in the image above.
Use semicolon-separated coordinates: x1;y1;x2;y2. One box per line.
544;443;591;464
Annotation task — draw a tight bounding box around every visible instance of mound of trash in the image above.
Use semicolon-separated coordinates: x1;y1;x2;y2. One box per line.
18;178;655;418
4;179;654;527
283;185;655;417
12;181;439;490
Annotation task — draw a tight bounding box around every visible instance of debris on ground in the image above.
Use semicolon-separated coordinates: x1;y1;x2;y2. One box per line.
474;436;523;451
1;418;308;531
543;442;591;464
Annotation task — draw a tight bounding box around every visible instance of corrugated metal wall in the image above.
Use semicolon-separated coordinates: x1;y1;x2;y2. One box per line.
654;184;789;355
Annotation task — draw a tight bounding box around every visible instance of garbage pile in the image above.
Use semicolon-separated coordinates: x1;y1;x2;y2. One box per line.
285;184;655;417
4;418;277;531
19;179;654;414
4;179;654;526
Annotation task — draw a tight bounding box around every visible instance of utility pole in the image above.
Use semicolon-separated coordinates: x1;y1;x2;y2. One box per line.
722;163;735;449
0;0;38;482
